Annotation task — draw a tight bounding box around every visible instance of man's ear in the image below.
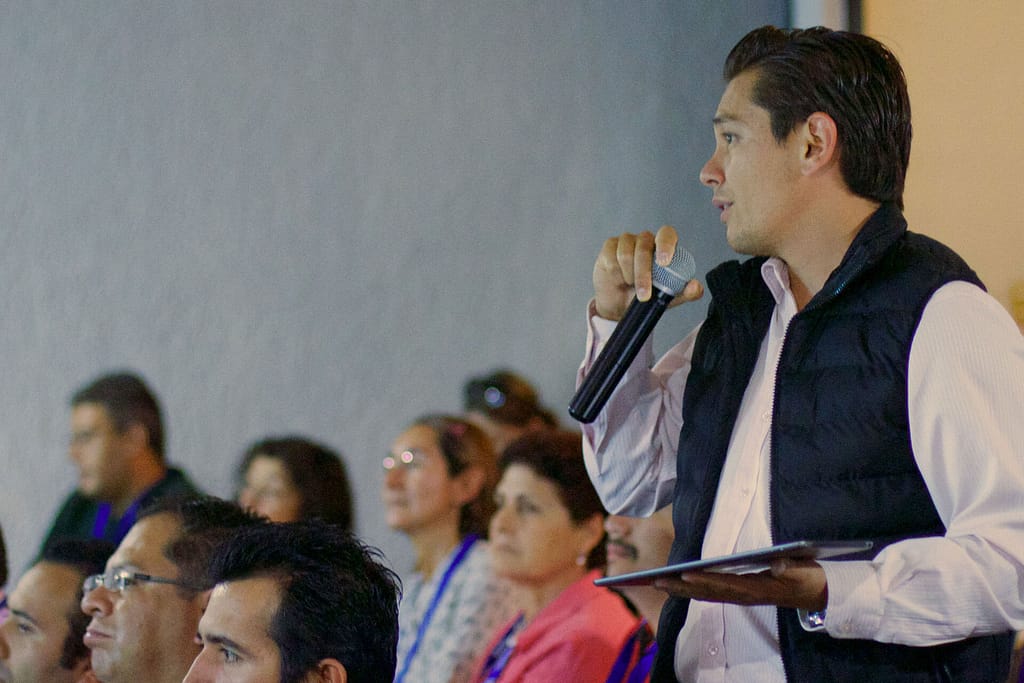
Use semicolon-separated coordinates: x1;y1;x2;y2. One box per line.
312;658;347;683
800;111;839;176
121;422;150;454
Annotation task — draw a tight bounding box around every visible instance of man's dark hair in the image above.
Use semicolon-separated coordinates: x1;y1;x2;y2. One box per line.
500;429;607;569
71;371;165;459
40;537;116;669
137;495;265;594
236;436;354;530
206;520;401;683
724;25;912;209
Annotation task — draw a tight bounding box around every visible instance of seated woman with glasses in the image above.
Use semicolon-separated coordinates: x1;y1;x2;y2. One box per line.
382;414;517;683
469;430;640;683
235;435;353;530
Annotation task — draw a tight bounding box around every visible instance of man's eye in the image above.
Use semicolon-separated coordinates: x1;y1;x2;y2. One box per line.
17;621;36;635
221;648;241;664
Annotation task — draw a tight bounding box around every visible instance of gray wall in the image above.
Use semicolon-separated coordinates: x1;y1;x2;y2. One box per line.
0;1;785;576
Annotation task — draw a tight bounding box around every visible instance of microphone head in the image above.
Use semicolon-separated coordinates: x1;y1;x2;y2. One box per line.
652;245;697;296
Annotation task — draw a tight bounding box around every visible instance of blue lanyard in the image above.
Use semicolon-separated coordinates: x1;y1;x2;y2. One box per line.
605;619;657;683
91;497;143;542
394;534;479;683
480;613;525;683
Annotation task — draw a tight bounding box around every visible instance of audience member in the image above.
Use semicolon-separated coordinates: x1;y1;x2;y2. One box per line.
41;372;200;552
0;538;114;683
80;495;261;683
382;414;516;683
469;430;639;682
579;25;1024;682
185;519;401;683
236;435;353;529
462;370;557;453
603;506;675;683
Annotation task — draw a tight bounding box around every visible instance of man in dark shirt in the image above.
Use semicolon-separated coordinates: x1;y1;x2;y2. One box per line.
40;371;199;553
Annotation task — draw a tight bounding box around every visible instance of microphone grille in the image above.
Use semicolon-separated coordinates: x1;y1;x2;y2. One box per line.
652;245;696;296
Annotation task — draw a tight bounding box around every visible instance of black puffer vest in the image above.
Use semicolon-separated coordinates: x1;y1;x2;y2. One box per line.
651;204;1012;682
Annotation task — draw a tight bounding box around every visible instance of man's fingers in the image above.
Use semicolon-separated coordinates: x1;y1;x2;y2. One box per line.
654;225;679;266
631;232;656;300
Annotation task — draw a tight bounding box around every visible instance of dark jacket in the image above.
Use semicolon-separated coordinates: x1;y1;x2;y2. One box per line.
40;466;200;554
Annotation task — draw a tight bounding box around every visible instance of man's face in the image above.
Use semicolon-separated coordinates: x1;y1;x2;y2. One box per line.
184;576;283;683
69;403;133;501
699;69;807;258
0;562;89;683
604;505;675;578
80;513;205;683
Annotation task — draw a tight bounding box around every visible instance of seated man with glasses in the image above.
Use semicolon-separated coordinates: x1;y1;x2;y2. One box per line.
184;519;401;683
81;495;261;683
1;538;114;683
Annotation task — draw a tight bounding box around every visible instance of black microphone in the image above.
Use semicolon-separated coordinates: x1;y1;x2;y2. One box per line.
569;244;696;424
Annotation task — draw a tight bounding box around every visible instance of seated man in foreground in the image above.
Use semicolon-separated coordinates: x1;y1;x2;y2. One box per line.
185;520;401;683
1;538;114;682
81;495;261;683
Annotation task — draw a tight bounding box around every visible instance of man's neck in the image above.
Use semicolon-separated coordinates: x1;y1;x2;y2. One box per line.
110;459;167;516
781;196;880;311
619;585;664;632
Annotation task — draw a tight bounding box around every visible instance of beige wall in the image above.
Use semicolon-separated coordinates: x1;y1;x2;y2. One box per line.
863;1;1024;325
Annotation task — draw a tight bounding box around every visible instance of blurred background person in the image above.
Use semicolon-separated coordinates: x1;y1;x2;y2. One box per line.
41;372;199;552
382;414;515;683
0;538;114;683
602;506;675;683
462;369;558;454
470;430;638;682
235;435;353;530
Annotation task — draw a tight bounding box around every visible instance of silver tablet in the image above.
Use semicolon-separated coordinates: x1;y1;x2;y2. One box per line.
594;540;874;587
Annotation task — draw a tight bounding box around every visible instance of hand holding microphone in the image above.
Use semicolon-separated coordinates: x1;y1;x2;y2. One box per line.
570;228;701;424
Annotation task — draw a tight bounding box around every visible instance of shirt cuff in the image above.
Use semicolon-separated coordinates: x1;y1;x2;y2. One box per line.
819;560;883;639
587;299;620;348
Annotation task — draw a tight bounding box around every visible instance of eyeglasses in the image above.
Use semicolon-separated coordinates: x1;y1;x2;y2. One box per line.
383;449;432;471
83;568;201;594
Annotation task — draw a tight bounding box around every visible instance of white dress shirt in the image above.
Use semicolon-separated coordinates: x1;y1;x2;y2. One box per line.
579;258;1024;682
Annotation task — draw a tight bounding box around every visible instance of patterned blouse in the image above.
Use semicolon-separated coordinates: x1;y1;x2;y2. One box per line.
396;538;517;683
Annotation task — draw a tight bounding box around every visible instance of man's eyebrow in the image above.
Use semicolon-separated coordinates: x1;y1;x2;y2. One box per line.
10;608;39;627
713;114;739;126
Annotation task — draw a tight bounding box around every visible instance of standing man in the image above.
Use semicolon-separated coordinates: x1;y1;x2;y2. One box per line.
579;26;1024;682
80;495;261;683
41;371;199;552
0;538;114;683
184;520;400;683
